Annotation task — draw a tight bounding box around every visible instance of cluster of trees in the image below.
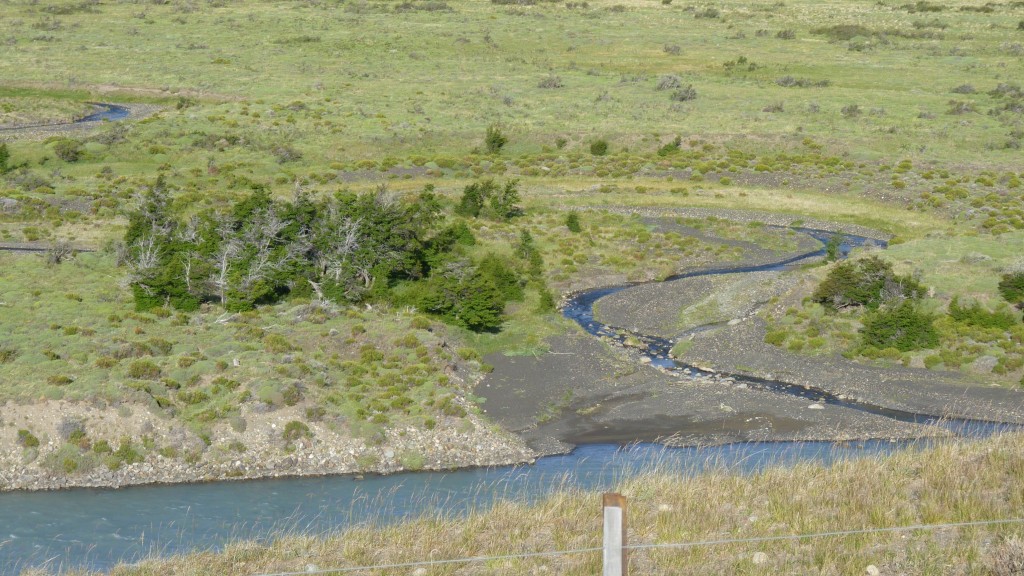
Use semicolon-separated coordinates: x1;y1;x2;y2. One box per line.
813;256;934;351
123;178;539;331
814;256;1023;353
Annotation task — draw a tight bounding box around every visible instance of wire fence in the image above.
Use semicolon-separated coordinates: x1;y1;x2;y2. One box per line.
252;517;1024;575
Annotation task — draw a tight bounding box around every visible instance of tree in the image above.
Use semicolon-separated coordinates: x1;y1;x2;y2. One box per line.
812;256;925;310
824;233;843;261
0;143;9;174
860;300;938;352
455;179;522;221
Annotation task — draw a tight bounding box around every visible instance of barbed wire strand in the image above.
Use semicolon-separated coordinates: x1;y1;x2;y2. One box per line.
253;517;1024;576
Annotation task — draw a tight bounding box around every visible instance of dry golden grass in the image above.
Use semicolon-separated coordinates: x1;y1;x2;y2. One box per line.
49;433;1024;576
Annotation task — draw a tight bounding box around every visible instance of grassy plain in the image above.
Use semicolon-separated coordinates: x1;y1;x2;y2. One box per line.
0;0;1023;506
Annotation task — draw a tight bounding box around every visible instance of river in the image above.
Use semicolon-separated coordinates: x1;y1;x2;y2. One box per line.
0;226;1017;573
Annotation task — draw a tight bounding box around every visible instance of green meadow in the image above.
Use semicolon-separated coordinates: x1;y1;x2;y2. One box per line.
0;0;1023;484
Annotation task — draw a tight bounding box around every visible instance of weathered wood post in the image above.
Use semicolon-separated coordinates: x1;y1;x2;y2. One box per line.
603;492;628;576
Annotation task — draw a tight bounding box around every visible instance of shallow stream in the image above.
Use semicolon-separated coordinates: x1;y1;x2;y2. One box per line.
1;226;1017;573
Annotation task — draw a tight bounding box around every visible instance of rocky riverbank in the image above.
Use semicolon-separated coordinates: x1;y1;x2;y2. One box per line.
0;399;533;491
481;210;1023;454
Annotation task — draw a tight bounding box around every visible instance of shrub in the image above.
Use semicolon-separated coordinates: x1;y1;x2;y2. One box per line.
127;359;161;379
947;100;976;115
590;139;609;156
484;124;507;154
52;138;82;162
841;104;862;118
860;301;939;352
656;74;682;90
948;297;1017;329
998;272;1024;309
282;420;312;442
670;85;697;102
537;75;563;89
565;212;582;233
812;256;926;310
657;136;682;156
17;429;40;448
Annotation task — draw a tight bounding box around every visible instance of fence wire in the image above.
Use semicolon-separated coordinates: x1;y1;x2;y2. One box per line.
252;517;1024;575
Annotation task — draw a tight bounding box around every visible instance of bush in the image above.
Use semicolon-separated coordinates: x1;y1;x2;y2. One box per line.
127;359;161;379
17;429;40;448
813;256;926;310
565;212;582;233
590;139;609;156
656;74;682;90
485;124;507;154
282;420;312;442
52;138;82;162
455;179;521;220
948;297;1017;329
670;85;697;102
860;301;939;352
537;75;563;89
998;271;1024;309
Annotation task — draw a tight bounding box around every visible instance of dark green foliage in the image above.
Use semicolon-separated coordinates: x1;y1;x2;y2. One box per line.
0;143;9;174
477;253;524;301
455;179;521;221
125;183;440;312
417;261;508;331
485;124;507;154
52;138;82;162
17;429;39;448
565;212;582;233
657;136;681;157
515;230;544;278
813;256;926;310
283;420;312;446
948;297;1018;329
114;438;144;465
860;300;939;352
590;139;609;156
998;272;1024;309
825;233;843;261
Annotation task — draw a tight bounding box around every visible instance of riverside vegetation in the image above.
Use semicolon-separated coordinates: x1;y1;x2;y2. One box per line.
1;0;1024;570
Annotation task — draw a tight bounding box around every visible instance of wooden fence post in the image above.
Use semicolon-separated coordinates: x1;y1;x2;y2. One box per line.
603;492;628;576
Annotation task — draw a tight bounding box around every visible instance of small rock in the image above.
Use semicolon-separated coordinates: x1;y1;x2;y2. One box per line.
306;564;319;573
752;552;768;564
727;318;742;326
412;569;427;576
807;403;824;410
866;565;880;576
